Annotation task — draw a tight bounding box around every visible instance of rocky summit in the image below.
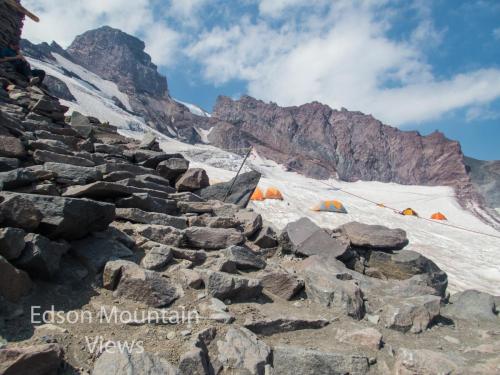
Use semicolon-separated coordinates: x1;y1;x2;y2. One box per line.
0;2;499;375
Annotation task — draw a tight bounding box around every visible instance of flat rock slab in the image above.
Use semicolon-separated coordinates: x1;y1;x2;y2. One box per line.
140;244;173;271
394;348;462;375
137;225;183;247
0;168;38;189
176;168;209;192
116;193;177;215
244;317;329;335
336;328;383;351
295;228;350;259
260;271;304;300
184;227;245;250
272;346;370;375
62;181;132;199
224;245;266;270
202;270;262;301
44;162;102;185
116;207;187;229
339;221;408;250
33;149;95;167
92;350;178;375
72;236;133;272
443;289;498;322
281;217;321;252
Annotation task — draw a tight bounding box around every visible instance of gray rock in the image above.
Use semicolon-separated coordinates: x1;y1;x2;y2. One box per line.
393;348;462;375
184;227;245;250
170;248;207;264
72;235;133;272
134;174;172;188
28;139;72;155
0;193;42;231
195;170;261;208
169;192;205;202
33;149;95;167
103;259;137;290
103;171;136;182
272;346;370;375
69;111;93;138
0;192;115;240
138;133;158;150
97;162;157;177
280;217;321;253
244;317;328;335
113;263;181;307
0;256;32;302
116;193;177;214
62;181;132;199
295;228;350;260
339;221;408;250
179;268;204;289
94;143;124;155
0;157;20;172
202;270;262;300
137;225;183;247
13;182;59;196
0;227;26;260
198;297;235;323
260;271;304;300
0;136;26;158
0;343;63;375
14;233;69;279
116;207;187;229
224;245;266;270
235;210;263;237
217;327;271;375
0;168;38;189
157;158;189;181
92;350;178;375
141;244;173;270
176;168;209;192
115;177;176;193
444;289;498;322
336;328;383;351
44;162;102;185
188;215;240;229
178;201;214;214
178;347;210;375
252;225;279;249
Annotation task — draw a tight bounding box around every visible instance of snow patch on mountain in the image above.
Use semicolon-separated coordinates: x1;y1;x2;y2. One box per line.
174;99;211;117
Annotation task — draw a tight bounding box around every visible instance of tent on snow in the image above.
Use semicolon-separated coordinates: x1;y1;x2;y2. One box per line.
401;208;419;217
431;212;447;220
250;187;264;201
265;187;284;200
311;200;347;214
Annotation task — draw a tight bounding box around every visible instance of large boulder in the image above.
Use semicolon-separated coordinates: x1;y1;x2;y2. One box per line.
0;193;115;240
0;256;32;302
44;162;102;185
217;327;271;375
339;222;408;251
224;245;266;270
14;233;69;279
294;228;351;260
336;328;383;351
0;168;38;190
272;346;370;375
195;170;261;208
116;193;177;214
252;225;279;249
92;349;177;375
175;168;209;192
137;225;183;247
140;244;173;271
0;344;63;375
72;235;133;272
279;217;321;253
62;181;132;199
156;158;189;181
235;210;262;237
184;227;245;250
443;289;498;322
202;270;262;301
116;208;187;229
260;271;304;300
393;348;462;375
33;149;95;167
0;227;26;260
0;194;42;231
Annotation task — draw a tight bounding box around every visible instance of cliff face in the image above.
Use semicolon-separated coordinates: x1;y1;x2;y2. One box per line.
0;1;24;47
465;157;500;212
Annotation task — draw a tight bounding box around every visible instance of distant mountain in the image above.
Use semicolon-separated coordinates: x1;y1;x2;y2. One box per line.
465;157;500;214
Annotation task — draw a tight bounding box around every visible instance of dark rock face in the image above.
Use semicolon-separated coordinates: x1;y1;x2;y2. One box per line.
465;157;500;214
209;96;481;209
43;76;76;102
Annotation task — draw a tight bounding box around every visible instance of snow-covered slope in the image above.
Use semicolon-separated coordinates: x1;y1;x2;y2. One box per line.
174;99;211;117
26;52;500;296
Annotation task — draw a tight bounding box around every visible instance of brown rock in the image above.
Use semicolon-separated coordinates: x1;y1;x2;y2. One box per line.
0;344;63;375
0;256;32;302
176;168;209;192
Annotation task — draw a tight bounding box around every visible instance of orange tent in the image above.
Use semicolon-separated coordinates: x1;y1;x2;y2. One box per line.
265;187;284;200
431;212;447;220
401;208;419;217
311;200;347;213
250;187;264;201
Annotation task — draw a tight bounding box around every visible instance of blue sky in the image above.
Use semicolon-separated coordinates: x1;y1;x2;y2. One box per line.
23;0;500;160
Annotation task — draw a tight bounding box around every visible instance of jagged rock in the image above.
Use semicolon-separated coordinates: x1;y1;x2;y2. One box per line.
14;233;69;279
195;170;261;208
179;268;203;289
0;343;63;375
0;168;38;189
113;263;181;307
188;215;240;229
13;183;59;196
92;349;178;375
97;162;157;177
62;181;132;199
443;289;498;322
169;192;205;202
28;139;72;155
134;174;172;188
0;256;31;302
336;328;383;351
217;327;271;375
0;227;25;260
33;130;79;148
339;222;409;250
178;347;210;375
102;259;137;290
393;348;461;375
252;225;278;249
116;193;177;214
116;208;187;229
33;149;95;167
140;244;173;270
137;152;180;169
69;111;93;136
176;168;209;192
260;271;304;300
280;217;321;253
224;245;266;270
178;201;214;214
0;136;26;158
44;162;102;185
184;227;245;250
202;270;262;300
156;158;189;181
295;227;351;260
0;157;20;172
137;225;183;246
0;193;42;231
199;297;234;323
272;346;370;375
235;210;262;237
380;295;441;333
0;192;115;240
170;248;207;264
244;317;328;335
215;257;237;273
103;170;136;182
115;177;176;193
94;143;124;155
72;235;133;272
97;225;136;249
139;133;158;150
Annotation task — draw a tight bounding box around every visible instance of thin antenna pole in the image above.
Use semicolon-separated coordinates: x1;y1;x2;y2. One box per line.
223;147;253;202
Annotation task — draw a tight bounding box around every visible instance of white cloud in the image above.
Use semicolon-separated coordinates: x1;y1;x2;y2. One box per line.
188;1;500;125
21;0;179;67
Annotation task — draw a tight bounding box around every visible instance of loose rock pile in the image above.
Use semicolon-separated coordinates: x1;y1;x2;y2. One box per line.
0;52;499;375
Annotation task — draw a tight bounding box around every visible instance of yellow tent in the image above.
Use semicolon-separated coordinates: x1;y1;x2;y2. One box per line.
250;187;264;201
265;187;284;200
401;208;419;217
311;200;347;214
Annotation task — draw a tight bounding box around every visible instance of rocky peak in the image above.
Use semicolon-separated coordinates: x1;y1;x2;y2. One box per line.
66;26;168;97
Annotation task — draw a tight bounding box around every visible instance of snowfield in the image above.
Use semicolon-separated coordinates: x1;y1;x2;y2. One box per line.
26;54;500;296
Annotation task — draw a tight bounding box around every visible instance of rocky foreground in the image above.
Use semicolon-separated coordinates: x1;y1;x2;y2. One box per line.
0;67;499;375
